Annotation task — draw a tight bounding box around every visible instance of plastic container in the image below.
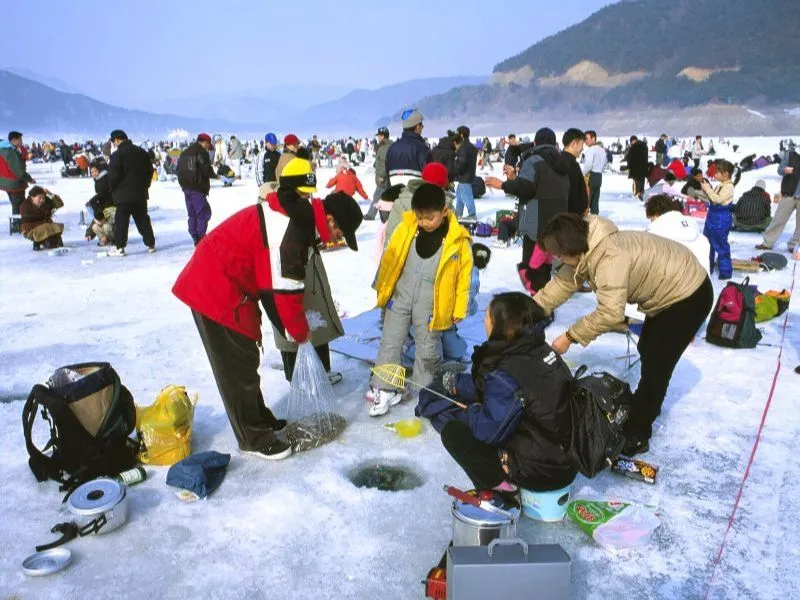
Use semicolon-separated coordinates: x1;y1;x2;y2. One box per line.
520;486;571;522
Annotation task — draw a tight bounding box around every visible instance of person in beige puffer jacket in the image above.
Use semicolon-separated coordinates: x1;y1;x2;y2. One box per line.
533;213;713;455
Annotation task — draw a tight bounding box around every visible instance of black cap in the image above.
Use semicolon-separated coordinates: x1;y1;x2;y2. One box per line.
376;127;390;137
323;192;363;251
109;129;128;141
8;130;22;142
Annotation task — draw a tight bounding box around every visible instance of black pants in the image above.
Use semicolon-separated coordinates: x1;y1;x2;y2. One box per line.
588;172;602;215
114;202;155;249
8;190;25;215
626;277;714;441
632;176;646;199
280;344;331;382
441;420;506;490
192;310;280;451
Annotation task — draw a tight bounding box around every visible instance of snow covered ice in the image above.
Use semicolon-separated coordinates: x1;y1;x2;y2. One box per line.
1;137;800;599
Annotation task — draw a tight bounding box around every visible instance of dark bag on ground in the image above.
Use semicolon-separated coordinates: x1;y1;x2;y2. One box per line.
705;277;762;348
22;363;139;493
564;366;632;478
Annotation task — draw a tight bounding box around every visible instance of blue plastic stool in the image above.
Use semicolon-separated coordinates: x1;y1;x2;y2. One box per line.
520;485;571;522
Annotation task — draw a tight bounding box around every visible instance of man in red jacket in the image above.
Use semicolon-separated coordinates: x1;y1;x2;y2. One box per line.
172;158;362;460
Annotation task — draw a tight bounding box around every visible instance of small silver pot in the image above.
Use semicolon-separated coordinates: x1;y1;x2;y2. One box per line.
66;478;129;535
451;491;519;547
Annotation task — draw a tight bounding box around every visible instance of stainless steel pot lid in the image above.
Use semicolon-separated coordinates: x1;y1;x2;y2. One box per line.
22;548;72;576
452;490;519;526
67;478;125;515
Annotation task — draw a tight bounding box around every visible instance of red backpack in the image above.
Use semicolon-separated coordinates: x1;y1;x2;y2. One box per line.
706;277;762;348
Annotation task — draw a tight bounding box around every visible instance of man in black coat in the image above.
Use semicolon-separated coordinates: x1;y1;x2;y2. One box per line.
430;132;456;180
85;159;115;245
560;128;588;215
626;135;649;201
107;130;156;255
177;133;218;246
453;125;478;219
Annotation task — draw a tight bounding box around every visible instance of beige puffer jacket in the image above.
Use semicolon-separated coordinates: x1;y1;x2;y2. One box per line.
534;215;708;346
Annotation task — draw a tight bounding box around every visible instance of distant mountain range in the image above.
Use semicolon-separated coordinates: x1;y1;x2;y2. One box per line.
0;69;486;138
411;0;800;134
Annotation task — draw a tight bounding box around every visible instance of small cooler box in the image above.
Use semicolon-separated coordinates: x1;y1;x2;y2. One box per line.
446;538;570;600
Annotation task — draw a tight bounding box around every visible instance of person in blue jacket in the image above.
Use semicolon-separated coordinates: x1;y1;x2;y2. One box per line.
385;109;431;186
417;292;576;492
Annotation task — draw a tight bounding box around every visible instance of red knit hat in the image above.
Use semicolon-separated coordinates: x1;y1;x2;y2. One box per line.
422;162;448;188
284;134;300;147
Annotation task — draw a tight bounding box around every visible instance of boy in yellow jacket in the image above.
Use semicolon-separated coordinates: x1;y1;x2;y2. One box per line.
368;183;473;416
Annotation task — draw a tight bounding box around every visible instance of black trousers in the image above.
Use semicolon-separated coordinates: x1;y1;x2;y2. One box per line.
588;172;602;215
7;190;25;215
114;202;155;249
280;344;331;382
626;277;714;441
632;176;646;199
441;419;506;490
192;310;280;451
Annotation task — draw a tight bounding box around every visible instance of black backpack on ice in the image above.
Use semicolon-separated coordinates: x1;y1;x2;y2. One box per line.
22;363;139;493
563;366;632;478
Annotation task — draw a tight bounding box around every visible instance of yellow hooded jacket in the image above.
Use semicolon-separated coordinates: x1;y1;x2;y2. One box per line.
375;210;473;331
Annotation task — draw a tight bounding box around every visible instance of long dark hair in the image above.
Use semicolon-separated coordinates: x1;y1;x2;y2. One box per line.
487;292;547;342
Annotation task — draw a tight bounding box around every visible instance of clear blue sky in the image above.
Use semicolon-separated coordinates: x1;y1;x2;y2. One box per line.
10;0;615;107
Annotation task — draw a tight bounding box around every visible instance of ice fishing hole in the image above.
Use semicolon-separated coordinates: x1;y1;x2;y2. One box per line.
348;463;423;492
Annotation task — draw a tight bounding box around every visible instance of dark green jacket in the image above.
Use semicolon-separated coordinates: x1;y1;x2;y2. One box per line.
0;140;32;192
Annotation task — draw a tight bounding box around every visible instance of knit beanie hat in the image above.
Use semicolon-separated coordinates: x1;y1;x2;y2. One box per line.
422;162;449;188
472;243;491;270
534;127;557;146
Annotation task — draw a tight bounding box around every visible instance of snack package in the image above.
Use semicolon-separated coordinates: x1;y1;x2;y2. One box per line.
611;456;659;485
567;499;630;536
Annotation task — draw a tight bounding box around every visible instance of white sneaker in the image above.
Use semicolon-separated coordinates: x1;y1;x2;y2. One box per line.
106;247;126;257
368;388;403;417
492;239;509;249
147;246;156;254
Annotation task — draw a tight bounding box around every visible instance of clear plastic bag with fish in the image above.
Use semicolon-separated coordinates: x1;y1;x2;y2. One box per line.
284;343;345;452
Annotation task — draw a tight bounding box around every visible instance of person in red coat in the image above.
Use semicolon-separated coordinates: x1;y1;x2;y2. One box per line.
326;165;368;200
172;158;363;460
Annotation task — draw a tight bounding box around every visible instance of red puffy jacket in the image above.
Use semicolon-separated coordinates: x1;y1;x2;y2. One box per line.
172;188;331;341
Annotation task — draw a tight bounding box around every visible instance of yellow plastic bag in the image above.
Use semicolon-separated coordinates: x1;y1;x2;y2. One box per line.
135;385;197;465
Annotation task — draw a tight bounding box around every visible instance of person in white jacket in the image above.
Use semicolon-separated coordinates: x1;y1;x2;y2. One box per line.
646;194;710;272
625;193;710;322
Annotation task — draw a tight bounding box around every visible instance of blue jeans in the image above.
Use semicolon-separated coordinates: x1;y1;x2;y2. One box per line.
455;182;476;218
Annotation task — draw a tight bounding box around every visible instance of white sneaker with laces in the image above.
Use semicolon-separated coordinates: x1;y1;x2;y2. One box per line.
106;247;126;257
147;246;156;254
368;388;403;417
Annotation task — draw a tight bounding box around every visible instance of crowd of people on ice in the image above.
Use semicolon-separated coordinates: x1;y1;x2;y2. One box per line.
3;114;799;493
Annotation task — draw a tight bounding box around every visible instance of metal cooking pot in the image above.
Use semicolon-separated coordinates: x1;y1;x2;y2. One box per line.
36;478;128;552
451;490;519;547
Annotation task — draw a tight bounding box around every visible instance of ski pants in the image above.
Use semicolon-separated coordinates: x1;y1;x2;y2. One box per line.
184;190;212;242
704;205;732;278
372;246;442;391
